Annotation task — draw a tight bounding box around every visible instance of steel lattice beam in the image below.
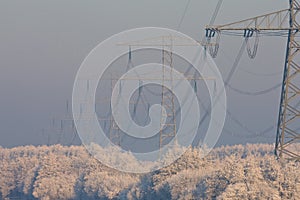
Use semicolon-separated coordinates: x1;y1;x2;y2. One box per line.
206;9;291;31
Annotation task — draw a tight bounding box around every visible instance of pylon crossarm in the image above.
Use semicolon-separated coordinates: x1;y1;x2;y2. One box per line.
205;9;291;31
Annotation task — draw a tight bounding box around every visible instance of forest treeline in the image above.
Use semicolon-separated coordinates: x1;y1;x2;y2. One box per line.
0;144;299;200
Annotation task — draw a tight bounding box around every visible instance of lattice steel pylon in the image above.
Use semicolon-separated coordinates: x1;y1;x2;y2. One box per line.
110;78;121;146
117;35;217;153
160;37;177;149
205;0;300;160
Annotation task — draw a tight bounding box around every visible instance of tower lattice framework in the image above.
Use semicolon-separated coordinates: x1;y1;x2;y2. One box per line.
205;0;300;160
160;38;177;149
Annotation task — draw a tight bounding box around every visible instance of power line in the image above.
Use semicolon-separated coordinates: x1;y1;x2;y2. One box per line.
209;0;223;26
227;83;281;96
177;0;192;30
198;40;246;133
218;47;283;77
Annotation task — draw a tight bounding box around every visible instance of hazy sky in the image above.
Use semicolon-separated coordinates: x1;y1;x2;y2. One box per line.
0;0;289;147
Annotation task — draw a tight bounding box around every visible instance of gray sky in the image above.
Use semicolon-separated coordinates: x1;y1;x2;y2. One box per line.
0;0;289;147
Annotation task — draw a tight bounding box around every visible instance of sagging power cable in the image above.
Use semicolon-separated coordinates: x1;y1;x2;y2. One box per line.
227;83;281;96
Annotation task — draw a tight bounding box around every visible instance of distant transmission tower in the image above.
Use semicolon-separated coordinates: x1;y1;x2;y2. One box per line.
205;0;300;160
109;78;121;146
160;37;177;149
118;36;215;153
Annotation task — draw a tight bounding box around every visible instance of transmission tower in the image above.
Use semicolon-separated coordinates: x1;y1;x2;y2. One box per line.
109;78;121;146
160;37;177;149
117;35;217;153
205;0;300;160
